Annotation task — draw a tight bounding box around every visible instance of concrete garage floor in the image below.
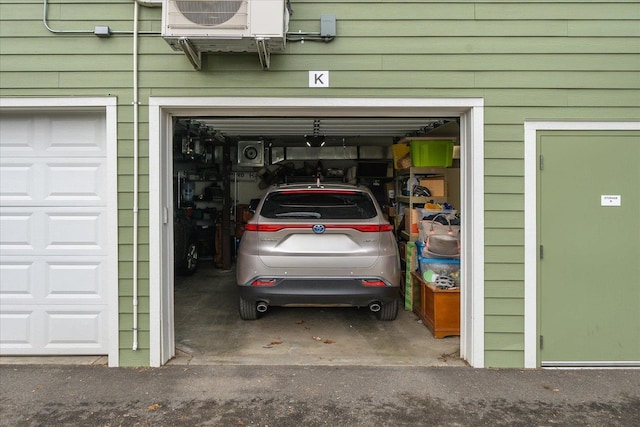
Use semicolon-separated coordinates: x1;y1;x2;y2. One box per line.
170;264;465;367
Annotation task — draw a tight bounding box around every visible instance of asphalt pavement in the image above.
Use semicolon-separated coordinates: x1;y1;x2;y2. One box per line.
1;364;638;426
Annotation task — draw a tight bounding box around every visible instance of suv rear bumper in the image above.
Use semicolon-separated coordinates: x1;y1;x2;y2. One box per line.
238;277;399;307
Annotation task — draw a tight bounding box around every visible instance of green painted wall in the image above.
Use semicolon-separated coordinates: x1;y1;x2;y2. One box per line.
1;0;639;367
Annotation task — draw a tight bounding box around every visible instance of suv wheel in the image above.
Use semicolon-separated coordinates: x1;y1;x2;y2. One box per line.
239;297;259;320
377;299;398;321
178;240;198;276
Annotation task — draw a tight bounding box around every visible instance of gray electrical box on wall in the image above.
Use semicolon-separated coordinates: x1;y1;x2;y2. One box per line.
321;14;336;37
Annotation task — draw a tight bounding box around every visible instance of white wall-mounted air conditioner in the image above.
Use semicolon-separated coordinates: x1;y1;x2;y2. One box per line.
163;0;287;65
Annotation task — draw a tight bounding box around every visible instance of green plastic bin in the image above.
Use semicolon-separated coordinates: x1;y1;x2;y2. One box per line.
410;139;454;167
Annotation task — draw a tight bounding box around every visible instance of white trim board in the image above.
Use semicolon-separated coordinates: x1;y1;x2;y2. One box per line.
0;97;119;366
149;97;485;368
523;120;640;369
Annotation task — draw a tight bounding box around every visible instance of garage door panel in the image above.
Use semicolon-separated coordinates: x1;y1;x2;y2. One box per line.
45;160;105;205
0;260;36;301
46;115;105;155
45;309;106;350
1;257;107;304
0;161;36;203
0;116;36;154
0;110;110;356
47;261;105;301
0;311;33;348
46;211;105;252
0;211;35;252
1;207;107;256
0;307;107;354
0;112;105;157
1;158;106;207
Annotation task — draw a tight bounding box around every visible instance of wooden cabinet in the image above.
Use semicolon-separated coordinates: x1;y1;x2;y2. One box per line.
411;271;460;339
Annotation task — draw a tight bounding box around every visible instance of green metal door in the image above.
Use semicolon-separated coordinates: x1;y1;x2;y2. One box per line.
538;131;640;366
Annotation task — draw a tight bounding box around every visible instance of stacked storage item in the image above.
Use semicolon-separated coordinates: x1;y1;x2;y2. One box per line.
416;213;460;290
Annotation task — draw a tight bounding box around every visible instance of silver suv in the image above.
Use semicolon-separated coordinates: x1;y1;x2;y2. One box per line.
236;183;401;320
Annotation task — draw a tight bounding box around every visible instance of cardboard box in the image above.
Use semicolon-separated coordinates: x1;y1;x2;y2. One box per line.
392;143;411;169
397;153;412;169
404;208;420;234
419;176;447;197
383;205;396;217
236;204;254;224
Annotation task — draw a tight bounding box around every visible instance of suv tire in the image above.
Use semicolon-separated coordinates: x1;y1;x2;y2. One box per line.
377;299;398;321
239;297;259;320
177;239;198;276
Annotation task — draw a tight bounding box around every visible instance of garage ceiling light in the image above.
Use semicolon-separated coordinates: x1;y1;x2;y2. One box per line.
305;134;326;147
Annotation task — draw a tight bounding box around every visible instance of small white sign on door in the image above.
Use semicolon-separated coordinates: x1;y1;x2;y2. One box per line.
309;71;329;88
601;195;621;206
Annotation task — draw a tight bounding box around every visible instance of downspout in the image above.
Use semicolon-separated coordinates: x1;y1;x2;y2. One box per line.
131;0;140;351
130;0;162;352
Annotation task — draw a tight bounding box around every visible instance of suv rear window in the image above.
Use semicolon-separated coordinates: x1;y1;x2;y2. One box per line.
260;190;378;220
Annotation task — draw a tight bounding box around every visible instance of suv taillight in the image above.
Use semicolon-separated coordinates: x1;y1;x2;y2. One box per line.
245;224;393;233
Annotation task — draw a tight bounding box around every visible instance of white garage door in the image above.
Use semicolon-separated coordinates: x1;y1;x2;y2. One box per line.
1;111;110;355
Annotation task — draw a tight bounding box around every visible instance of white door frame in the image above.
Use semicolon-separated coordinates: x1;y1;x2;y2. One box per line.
0;96;119;366
523;120;640;368
149;97;485;367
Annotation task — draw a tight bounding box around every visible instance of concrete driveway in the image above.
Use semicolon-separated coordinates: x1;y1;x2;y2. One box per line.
171;265;463;366
1;364;638;426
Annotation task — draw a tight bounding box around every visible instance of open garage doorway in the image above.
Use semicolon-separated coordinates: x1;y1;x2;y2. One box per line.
149;98;485;368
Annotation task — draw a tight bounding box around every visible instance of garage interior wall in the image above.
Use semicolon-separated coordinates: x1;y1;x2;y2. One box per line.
1;1;638;367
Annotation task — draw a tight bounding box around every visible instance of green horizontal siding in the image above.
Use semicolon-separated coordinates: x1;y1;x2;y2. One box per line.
484;145;524;161
118;227;149;245
119;279;150;296
485;176;524;193
485;211;524;229
484;194;525;211
4;35;640;56
119;244;150;262
485;231;523;247
118;262;150;279
119;297;149;314
118;349;150;367
475;2;640;20
485;333;525;351
118;175;150;191
117;188;149;204
485;281;525;299
485;264;525;281
485;315;524;333
6;51;639;72
484;350;523;368
2;0;638;368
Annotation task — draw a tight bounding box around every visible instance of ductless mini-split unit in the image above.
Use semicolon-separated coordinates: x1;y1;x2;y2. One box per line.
162;0;288;70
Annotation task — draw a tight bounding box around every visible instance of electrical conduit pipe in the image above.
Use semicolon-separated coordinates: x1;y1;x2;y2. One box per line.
131;0;162;352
